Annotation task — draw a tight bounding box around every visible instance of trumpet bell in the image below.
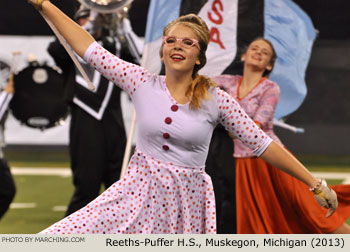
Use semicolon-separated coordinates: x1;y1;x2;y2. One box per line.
77;0;133;13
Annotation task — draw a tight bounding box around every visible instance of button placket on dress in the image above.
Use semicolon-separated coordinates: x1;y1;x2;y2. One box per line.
162;104;179;151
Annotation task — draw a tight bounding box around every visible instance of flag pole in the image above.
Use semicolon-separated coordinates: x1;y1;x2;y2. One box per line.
39;10;95;91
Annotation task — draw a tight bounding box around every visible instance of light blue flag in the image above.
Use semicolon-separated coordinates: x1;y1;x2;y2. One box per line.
142;0;316;120
264;0;316;119
141;0;182;73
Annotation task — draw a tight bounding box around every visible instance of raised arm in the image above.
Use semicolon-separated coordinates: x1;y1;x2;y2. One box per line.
28;0;153;97
28;0;95;58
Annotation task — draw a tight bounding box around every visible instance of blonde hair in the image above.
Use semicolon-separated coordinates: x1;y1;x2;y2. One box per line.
161;14;217;109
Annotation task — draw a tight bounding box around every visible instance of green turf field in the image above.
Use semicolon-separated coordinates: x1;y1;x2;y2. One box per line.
0;147;349;233
0;175;73;233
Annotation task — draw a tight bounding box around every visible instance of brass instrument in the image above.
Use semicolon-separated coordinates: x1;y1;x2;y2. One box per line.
77;0;133;14
77;0;141;64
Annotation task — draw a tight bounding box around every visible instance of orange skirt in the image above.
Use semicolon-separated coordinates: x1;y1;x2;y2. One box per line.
236;157;350;233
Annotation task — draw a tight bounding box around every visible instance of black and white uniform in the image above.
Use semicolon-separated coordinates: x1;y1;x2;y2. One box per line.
48;38;126;216
0;90;16;219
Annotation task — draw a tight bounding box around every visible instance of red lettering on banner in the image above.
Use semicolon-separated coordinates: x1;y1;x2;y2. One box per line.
210;27;225;49
208;0;223;24
207;0;225;49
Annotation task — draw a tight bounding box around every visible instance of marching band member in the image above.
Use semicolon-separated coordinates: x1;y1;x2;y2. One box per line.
0;74;16;220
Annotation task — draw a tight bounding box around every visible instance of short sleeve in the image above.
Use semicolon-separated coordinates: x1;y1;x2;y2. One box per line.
84;42;153;97
215;88;272;156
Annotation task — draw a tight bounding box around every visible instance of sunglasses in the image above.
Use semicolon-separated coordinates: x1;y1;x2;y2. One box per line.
162;36;200;49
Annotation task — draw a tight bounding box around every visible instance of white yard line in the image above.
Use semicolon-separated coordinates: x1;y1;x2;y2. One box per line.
11;167;71;177
52;206;67;212
311;172;350;184
343;177;350;184
10;203;67;211
10;203;37;209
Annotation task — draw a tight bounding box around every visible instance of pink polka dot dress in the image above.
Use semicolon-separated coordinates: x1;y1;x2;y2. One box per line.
40;42;272;234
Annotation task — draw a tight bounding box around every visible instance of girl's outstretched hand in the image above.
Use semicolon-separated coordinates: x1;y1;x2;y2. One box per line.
310;179;338;218
27;0;48;10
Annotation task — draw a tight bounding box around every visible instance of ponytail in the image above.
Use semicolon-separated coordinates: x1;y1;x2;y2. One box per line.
186;74;217;109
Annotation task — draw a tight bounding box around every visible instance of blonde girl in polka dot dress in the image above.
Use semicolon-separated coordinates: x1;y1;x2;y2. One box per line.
29;0;338;234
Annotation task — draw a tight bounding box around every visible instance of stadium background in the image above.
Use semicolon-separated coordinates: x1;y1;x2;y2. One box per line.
0;0;349;233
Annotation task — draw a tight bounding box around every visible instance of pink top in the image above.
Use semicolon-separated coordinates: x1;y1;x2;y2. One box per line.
214;74;282;158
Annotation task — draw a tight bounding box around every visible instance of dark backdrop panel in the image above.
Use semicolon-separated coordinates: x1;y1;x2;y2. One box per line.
2;1;350;38
0;0;77;35
293;0;350;39
0;0;149;36
285;40;350;125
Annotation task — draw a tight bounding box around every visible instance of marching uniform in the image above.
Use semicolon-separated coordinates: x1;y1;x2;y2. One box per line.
48;38;126;216
0;90;16;219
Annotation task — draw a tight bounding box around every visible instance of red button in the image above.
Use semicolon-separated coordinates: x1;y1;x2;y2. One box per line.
163;133;170;139
164;117;172;124
171;105;178;112
162;145;169;151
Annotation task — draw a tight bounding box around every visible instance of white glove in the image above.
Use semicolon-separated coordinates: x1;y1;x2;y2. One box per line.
310;179;338;218
27;0;48;10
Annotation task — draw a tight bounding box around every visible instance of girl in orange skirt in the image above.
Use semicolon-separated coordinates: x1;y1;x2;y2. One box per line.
214;38;350;233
